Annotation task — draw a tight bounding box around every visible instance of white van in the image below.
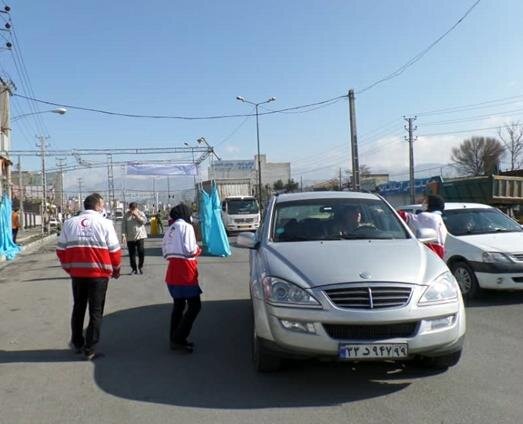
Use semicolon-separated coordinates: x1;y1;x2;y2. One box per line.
398;203;523;297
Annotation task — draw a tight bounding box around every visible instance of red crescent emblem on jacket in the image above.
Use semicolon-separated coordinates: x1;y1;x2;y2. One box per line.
80;218;88;227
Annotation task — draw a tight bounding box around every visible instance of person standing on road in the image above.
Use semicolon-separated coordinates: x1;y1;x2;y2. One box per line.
162;203;202;353
11;208;21;244
399;194;448;259
121;202;147;275
56;193;121;360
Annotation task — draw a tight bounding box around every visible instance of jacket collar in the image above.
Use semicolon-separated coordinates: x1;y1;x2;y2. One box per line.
81;210;101;216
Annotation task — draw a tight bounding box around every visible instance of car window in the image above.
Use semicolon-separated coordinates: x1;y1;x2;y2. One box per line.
226;198;259;214
443;208;523;236
272;198;409;242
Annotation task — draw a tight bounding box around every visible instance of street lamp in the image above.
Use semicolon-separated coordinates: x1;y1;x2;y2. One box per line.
11;108;68;235
235;96;275;207
12;108;67;122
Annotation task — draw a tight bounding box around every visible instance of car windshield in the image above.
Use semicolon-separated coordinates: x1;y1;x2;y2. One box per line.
272;198;409;242
443;208;523;236
227;198;259;215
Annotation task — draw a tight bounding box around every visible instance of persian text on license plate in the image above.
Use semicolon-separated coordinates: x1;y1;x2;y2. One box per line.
339;343;408;359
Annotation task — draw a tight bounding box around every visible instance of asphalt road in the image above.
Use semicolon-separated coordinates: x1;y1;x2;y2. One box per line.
1;236;522;424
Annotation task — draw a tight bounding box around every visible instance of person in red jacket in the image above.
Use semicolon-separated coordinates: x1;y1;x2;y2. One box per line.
162;203;202;353
56;193;121;360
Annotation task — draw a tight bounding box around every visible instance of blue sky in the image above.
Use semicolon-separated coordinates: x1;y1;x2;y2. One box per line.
3;0;523;194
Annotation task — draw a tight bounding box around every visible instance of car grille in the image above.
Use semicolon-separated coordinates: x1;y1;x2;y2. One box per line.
235;218;255;223
323;322;419;340
512;253;523;261
324;286;412;309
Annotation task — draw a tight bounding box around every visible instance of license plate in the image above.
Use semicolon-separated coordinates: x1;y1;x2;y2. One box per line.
339;343;408;359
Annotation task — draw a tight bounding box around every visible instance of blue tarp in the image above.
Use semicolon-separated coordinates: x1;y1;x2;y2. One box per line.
198;182;231;257
0;194;21;260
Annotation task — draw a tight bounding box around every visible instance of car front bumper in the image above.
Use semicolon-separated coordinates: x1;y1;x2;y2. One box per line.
252;290;466;360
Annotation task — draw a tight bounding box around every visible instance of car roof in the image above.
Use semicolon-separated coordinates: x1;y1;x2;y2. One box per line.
275;191;380;203
399;202;493;211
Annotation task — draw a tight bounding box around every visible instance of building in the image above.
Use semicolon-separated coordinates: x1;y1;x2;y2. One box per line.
210;154;291;189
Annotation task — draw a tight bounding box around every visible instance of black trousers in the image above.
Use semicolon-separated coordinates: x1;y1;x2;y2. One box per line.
12;228;18;243
71;277;109;353
170;296;201;344
127;239;145;271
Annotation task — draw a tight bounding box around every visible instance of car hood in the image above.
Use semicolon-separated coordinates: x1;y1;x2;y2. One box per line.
452;231;523;253
264;239;444;288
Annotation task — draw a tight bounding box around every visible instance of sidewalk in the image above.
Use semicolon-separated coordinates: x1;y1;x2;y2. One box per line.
0;227;58;270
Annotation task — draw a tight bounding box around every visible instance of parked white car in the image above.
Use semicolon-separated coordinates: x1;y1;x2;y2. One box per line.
398;203;523;297
238;192;465;372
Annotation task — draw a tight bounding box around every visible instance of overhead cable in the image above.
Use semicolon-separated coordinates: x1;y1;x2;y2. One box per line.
356;0;482;94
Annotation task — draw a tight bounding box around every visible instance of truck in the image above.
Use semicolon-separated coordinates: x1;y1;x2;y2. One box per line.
199;179;261;233
437;175;523;221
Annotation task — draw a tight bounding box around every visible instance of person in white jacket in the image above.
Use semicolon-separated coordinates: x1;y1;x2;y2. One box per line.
399;195;448;259
162;203;202;353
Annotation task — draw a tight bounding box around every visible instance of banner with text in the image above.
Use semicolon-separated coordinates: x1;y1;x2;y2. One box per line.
126;163;197;176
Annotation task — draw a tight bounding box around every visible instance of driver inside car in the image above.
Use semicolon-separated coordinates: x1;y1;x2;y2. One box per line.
333;205;363;236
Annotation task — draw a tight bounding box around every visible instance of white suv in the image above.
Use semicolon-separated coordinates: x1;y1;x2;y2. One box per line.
399;203;523;297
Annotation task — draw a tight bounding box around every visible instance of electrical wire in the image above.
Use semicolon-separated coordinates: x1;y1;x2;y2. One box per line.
13;93;348;120
356;0;482;94
414;94;523;117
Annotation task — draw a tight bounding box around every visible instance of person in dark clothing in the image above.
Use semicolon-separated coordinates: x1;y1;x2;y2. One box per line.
161;203;202;353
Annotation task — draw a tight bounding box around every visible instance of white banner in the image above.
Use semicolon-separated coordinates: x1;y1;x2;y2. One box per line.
126;163;197;176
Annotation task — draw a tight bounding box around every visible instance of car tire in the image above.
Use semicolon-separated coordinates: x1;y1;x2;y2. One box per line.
252;327;282;372
420;350;462;370
450;261;480;298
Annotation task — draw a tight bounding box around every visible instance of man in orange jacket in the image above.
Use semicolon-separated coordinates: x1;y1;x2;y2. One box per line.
56;193;121;360
11;208;21;244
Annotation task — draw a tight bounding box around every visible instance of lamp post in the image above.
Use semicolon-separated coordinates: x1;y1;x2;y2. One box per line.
12;108;67;234
235;96;276;207
12;107;67;122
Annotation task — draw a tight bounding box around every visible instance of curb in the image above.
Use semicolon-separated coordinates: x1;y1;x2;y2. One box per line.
0;233;58;270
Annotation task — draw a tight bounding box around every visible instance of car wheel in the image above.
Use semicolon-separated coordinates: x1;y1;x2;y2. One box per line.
450;261;480;298
420;350;462;370
252;326;282;373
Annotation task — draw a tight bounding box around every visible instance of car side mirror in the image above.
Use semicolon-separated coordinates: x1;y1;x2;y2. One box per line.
236;232;259;249
416;228;437;244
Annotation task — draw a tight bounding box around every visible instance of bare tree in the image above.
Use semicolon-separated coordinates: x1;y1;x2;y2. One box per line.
498;122;523;170
451;137;505;176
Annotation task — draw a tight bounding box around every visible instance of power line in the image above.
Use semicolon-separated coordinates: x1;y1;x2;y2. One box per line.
418;124;502;137
414;93;523;117
357;0;482;94
13;93;348;120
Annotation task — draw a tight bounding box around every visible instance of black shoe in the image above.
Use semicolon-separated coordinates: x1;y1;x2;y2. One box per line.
130;270;137;275
170;341;194;353
138;268;143;274
68;341;83;354
84;350;96;361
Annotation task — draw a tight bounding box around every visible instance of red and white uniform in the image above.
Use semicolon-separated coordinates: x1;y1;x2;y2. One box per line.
400;210;448;259
162;219;201;289
56;210;121;278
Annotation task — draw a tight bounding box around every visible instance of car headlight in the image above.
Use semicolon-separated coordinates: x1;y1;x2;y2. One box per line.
262;277;320;307
418;272;459;305
482;252;512;264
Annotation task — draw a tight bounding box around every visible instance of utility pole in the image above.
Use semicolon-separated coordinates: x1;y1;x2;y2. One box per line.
18;155;24;231
339;168;343;190
348;89;360;191
404;116;417;203
78;177;83;211
300;176;303;192
56;157;66;216
167;176;170;203
36;136;50;235
106;154;115;211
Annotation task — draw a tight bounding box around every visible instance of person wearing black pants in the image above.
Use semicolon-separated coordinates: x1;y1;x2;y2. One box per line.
121;202;147;275
162;204;202;353
170;297;201;346
71;277;108;355
126;239;145;274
